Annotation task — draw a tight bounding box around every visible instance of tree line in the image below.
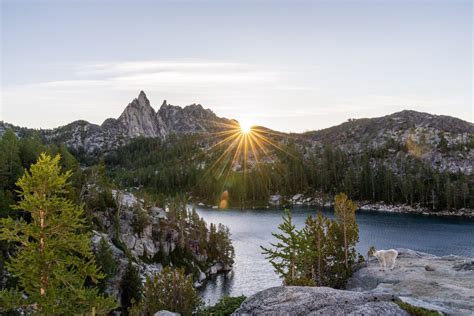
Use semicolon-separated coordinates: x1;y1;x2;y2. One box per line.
101;134;473;211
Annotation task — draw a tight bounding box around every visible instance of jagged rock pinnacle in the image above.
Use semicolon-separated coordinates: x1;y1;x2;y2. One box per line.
137;91;150;107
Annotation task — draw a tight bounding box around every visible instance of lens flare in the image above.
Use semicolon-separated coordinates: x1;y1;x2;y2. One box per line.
193;116;298;208
239;121;252;134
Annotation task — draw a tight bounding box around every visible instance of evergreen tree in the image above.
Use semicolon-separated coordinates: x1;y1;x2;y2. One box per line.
129;267;202;316
0;130;22;188
261;210;303;285
95;237;118;291
302;212;329;286
132;207;151;238
0;153;116;314
207;223;219;262
215;223;235;266
120;260;142;311
0;130;23;214
334;193;358;270
262;194;360;288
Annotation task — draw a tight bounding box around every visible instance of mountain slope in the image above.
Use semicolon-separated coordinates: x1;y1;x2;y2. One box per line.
300;110;473;174
1;92;472;174
303;110;472;149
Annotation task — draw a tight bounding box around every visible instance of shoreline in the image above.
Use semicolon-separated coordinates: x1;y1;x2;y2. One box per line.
357;202;474;218
193;197;474;219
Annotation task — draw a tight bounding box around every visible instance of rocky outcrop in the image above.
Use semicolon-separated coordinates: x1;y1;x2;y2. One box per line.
118;91;166;138
88;188;231;301
158;101;230;135
91;230;163;299
153;311;180;316
232;286;408;315
347;248;474;315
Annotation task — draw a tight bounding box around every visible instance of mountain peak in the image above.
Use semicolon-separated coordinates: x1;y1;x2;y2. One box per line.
137;91;150;107
117;91;163;138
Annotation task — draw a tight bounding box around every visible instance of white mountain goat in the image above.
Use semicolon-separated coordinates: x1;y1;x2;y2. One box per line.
368;248;398;271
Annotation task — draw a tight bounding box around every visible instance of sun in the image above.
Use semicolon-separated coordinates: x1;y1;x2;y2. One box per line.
239;120;253;134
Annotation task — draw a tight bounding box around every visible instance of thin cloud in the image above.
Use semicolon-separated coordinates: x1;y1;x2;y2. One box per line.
75;60;249;76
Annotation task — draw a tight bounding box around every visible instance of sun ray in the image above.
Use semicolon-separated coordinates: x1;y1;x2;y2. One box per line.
191;115;303;208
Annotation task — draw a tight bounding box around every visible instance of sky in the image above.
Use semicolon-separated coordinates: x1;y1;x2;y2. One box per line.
1;0;472;132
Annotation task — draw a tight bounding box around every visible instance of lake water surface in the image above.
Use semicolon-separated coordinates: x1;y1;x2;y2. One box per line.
196;207;474;305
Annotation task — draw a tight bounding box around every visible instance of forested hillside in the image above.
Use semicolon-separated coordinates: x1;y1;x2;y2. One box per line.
101;132;472;211
0;131;235;313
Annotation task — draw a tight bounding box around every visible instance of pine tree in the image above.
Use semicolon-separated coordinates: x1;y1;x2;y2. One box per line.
0;130;23;214
0;153;116;314
261;209;302;285
129;267;202;316
95;237;118;291
0;130;22;188
303;212;329;286
120;260;143;311
216;223;235;266
334;193;359;270
207;223;219;261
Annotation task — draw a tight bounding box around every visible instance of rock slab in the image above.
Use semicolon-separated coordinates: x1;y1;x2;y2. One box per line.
347;248;474;315
232;286;408;315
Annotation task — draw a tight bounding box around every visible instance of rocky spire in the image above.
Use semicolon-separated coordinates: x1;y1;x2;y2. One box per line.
118;91;164;138
137;90;150;107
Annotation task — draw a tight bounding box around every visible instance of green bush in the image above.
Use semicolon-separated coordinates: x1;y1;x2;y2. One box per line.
130;267;202;316
199;296;246;316
120;261;142;311
395;300;442;316
132;207;151;238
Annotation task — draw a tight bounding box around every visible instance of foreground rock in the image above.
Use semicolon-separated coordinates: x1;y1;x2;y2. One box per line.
347;248;474;315
232;286;408;315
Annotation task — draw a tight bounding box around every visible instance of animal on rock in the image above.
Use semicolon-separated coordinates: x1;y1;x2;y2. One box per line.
368;248;398;271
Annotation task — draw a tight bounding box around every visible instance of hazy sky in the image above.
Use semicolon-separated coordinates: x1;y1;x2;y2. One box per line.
1;0;472;132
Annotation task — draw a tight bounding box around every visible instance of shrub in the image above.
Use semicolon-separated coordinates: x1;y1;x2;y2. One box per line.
120;261;142;311
395;300;442;316
199;296;246;316
132;207;151;238
95;237;118;292
130;267;202;316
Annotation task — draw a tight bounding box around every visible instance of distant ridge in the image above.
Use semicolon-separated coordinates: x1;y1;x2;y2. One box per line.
0;91;472;174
